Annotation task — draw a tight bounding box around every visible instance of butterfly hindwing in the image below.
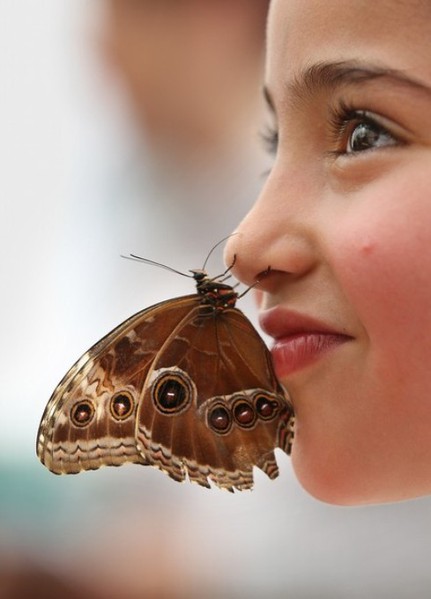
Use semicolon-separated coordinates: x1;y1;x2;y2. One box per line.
136;304;293;491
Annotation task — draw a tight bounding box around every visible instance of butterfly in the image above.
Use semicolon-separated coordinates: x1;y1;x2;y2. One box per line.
37;255;294;492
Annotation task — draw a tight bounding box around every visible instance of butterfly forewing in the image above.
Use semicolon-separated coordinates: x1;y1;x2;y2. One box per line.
37;296;199;474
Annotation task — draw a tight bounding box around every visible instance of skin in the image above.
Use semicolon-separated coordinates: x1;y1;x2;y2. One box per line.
225;0;431;505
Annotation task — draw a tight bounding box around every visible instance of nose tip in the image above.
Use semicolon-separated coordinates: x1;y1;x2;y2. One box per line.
225;224;318;295
224;230;258;287
223;232;239;269
224;232;278;290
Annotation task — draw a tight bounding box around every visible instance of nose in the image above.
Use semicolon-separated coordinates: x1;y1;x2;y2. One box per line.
224;170;317;289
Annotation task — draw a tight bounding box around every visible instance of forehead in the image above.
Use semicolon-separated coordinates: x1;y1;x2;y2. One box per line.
266;0;431;85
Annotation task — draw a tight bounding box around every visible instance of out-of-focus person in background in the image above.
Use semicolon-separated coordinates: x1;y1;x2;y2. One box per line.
102;0;269;170
93;0;271;277
2;2;431;598
60;0;272;323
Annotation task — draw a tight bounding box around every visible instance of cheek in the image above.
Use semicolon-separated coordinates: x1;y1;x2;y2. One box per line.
293;187;431;504
340;212;430;436
327;163;431;365
333;205;431;428
333;207;431;364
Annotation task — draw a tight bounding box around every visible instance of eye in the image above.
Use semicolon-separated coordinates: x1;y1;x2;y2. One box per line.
329;104;401;157
260;123;279;156
259;123;279;178
347;117;397;153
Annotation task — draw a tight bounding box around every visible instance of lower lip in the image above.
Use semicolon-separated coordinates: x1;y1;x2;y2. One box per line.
271;333;350;378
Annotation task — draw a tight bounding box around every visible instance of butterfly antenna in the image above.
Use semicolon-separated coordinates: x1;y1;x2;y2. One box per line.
202;233;237;271
121;254;193;278
238;266;271;298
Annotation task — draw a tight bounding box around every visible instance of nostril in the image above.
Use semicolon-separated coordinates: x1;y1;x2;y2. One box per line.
237;265;271;299
254;268;290;293
224;250;257;288
256;265;272;282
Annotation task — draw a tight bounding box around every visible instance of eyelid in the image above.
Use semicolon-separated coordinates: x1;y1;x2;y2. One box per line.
328;103;404;156
260;97;408;161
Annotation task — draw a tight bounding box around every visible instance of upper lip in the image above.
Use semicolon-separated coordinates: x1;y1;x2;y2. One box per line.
259;306;350;340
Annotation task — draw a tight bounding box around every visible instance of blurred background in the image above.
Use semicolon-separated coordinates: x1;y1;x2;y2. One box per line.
1;1;431;597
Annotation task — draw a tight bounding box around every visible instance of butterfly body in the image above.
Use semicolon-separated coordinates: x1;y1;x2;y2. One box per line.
37;270;294;491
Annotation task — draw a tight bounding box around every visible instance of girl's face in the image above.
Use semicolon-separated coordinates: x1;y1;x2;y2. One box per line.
225;0;431;504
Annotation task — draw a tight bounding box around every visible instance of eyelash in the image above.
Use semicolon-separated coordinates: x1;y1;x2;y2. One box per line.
328;101;399;156
259;101;400;159
260;124;279;156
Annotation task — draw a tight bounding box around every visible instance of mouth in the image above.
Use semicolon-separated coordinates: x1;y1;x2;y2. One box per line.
259;307;353;379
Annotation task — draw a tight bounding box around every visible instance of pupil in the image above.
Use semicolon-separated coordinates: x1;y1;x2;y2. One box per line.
351;123;377;151
348;120;394;153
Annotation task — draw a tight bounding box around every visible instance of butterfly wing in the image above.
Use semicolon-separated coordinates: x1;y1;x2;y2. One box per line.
36;296;199;474
136;305;294;491
38;291;294;490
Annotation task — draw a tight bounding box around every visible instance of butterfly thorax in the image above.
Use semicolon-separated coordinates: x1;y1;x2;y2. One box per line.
190;269;238;312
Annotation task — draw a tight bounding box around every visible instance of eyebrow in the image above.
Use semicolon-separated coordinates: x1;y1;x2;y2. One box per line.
263;60;431;111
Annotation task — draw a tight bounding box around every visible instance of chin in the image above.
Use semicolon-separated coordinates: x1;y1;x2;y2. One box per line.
291;441;431;506
290;449;357;506
287;418;363;505
290;439;393;506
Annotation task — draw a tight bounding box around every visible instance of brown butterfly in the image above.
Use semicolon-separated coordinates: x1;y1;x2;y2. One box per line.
37;256;294;491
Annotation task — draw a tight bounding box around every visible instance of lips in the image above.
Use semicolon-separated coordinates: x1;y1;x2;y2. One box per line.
259;307;352;378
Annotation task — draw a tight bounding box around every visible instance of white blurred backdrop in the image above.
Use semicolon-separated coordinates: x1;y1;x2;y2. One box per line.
1;2;431;598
